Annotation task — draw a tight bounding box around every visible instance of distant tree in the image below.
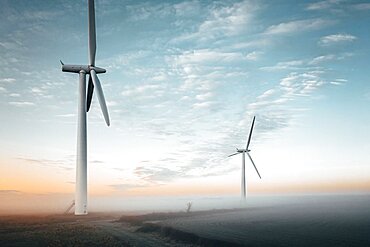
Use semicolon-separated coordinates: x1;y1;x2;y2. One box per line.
186;202;192;213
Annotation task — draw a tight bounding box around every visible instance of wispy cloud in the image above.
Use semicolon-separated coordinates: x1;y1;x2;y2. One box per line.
135;165;181;183
309;54;336;65
0;190;21;195
8;101;35;107
319;33;357;45
279;71;326;97
195;92;213;101
260;60;305;71
264;19;333;35
174;0;257;42
0;78;16;83
110;183;148;191
246;51;263;61
121;84;165;97
175;49;245;64
306;0;370;12
244;67;345;140
56;114;75;118
306;0;343;11
192;101;214;109
351;3;370;10
330;78;347;85
16;156;74;172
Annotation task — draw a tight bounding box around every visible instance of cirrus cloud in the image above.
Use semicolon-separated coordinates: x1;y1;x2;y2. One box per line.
319;33;357;46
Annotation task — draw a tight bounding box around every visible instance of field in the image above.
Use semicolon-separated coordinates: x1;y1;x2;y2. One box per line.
1;194;369;246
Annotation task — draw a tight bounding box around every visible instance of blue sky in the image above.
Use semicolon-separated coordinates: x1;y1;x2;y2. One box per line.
1;0;370;203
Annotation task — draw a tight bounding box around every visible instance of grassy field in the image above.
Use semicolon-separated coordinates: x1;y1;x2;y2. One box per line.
0;214;129;247
119;194;370;247
1;194;369;247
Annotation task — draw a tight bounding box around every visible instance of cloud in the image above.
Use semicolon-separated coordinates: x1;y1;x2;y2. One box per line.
31;87;45;95
126;2;173;22
107;101;118;107
231;39;271;49
91;160;104;164
174;0;257;42
246;51;263;61
0;190;21;194
262;53;352;70
16;156;74;171
306;0;343;11
260;60;305;71
309;54;336;65
330;78;347;85
195;92;213;101
279;71;325;97
135;166;181;183
351;3;370;10
309;53;352;65
133;154;235;183
121;84;165;97
264;19;333;35
245;70;332;136
9;101;35;106
56;114;75;118
319;33;357;45
0;78;16;83
257;89;276;99
110;183;148;191
197;1;254;36
192;101;214;109
169;48;250;94
173;0;201;16
176;49;245;65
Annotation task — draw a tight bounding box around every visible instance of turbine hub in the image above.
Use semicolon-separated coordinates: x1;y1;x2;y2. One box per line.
61;64;106;74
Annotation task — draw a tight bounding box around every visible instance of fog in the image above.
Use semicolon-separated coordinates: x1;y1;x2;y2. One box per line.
1;192;369;215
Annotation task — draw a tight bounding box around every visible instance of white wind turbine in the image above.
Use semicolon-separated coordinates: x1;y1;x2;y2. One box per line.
61;0;110;215
228;116;261;201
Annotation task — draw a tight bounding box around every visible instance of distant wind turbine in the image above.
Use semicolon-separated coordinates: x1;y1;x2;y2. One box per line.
60;0;110;215
228;116;261;201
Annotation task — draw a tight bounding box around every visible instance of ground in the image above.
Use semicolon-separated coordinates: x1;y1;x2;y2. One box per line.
1;194;369;247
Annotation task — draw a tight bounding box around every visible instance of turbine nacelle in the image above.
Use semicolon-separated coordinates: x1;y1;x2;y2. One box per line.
62;64;106;74
236;148;251;153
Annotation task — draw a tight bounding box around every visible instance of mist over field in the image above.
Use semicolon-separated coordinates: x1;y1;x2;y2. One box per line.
1;192;368;214
1;194;369;246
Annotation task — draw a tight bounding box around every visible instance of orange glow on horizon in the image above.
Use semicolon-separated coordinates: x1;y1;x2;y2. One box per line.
2;158;370;197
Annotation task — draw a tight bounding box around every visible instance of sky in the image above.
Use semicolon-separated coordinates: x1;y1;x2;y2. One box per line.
0;0;370;213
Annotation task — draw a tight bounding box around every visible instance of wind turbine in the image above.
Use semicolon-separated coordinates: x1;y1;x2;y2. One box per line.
228;116;261;201
61;0;110;215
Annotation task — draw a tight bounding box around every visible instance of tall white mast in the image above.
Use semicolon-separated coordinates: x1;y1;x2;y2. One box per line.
75;71;88;215
61;0;110;215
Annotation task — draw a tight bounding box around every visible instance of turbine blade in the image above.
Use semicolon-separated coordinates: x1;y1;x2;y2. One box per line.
246;152;261;179
88;0;96;66
228;152;239;157
60;60;64;65
86;75;94;112
90;70;110;126
246;116;255;150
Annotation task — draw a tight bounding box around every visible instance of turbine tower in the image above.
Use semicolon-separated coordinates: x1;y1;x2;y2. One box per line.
61;0;110;215
228;116;261;201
